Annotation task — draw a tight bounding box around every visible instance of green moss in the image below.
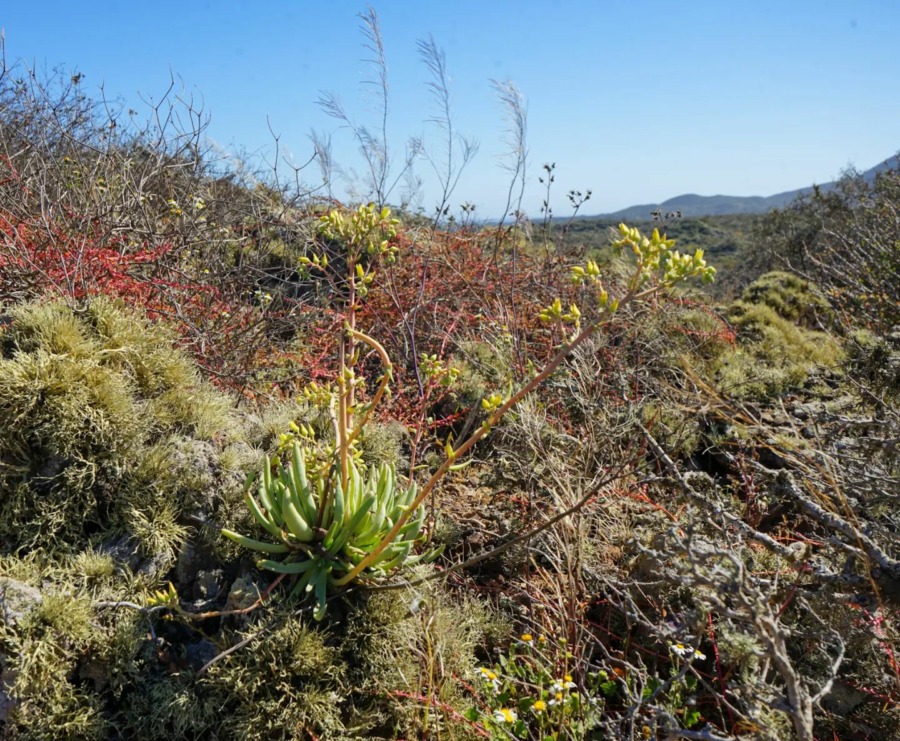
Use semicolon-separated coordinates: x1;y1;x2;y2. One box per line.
249;398;330;450
716;296;844;399
738;270;833;327
5;684;109;741
0;551;165;738
147;384;235;440
84;297;198;395
24;593;95;645
5;301;99;358
217;441;259;474
0;346;142;462
121;500;188;564
102;574;497;741
358;420;406;469
112;677;224;740
69;551;118;587
0;554;44;590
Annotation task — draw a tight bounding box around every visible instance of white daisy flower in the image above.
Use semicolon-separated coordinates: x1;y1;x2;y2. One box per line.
494;708;517;724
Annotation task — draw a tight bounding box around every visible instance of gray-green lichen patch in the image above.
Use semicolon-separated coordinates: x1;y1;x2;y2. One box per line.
0;296;245;555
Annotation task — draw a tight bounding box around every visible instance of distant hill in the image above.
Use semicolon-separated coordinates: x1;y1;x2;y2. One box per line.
598;154;899;220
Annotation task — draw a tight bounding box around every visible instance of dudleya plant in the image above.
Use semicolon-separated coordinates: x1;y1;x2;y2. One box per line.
222;204;427;620
222;442;427;620
223;209;715;620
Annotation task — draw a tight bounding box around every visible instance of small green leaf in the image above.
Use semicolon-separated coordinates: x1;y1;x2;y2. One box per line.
684;708;702;728
600;680;617;697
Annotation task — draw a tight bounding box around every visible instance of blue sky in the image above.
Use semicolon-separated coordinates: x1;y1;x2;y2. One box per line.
3;1;898;218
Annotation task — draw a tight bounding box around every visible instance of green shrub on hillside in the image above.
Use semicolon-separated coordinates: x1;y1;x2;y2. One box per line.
756;166;900;332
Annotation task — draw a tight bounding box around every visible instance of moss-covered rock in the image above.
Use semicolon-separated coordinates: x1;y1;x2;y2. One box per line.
737;270;833;328
0;296;244;554
0;589;113;740
715;273;844;399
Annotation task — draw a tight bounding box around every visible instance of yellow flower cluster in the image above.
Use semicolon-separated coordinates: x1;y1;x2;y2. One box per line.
538;297;581;325
317;203;399;257
146;581;179;608
612;223;715;286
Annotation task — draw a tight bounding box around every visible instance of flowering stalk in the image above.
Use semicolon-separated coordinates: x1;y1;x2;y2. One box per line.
345;327;393;446
333;309;614;585
336;223;714;586
228;214;714;620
